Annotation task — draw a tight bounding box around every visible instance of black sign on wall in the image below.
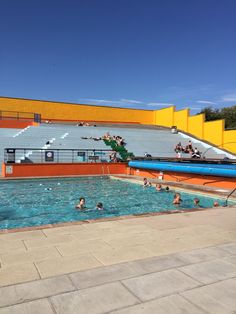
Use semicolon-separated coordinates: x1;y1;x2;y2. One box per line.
45;151;54;162
6;149;15;163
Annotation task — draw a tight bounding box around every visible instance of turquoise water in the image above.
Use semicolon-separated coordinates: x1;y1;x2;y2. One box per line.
0;177;229;230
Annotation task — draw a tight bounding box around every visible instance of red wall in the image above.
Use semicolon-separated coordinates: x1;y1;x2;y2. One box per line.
2;162;128;178
0;120;38;128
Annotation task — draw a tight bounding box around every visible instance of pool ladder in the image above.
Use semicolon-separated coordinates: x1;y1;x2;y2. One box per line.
224;186;236;207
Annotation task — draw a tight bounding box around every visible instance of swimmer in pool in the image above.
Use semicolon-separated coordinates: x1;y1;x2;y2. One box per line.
193;198;201;207
96;202;104;210
75;197;86;210
173;193;182;205
156;184;162;191
143;178;152;187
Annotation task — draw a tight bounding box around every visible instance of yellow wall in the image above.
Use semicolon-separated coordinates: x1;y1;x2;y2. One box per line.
0;97;153;125
203;120;224;147
154;106;175;127
223;130;236;154
0;96;235;154
188;114;204;139
174;109;189;132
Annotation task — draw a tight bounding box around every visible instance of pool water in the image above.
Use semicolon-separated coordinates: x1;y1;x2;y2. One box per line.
0;177;229;230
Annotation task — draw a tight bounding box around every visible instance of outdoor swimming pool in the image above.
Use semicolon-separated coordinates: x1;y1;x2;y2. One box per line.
0;176;229;230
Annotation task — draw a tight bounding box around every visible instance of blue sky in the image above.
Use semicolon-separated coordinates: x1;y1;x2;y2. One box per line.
0;0;236;113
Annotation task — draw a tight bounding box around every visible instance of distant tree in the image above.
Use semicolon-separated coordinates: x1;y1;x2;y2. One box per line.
198;105;236;129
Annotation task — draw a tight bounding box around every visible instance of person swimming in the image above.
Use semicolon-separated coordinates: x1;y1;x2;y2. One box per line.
143;178;152;187
173;193;182;205
193;198;200;207
96;202;104;210
165;186;170;192
156;184;162;191
75;197;86;210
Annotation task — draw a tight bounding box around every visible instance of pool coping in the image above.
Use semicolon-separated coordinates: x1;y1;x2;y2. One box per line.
1;174;235;234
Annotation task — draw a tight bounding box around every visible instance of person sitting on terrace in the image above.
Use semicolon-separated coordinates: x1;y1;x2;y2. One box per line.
109;152;117;162
103;132;112;140
186;140;193;151
174;142;183;153
144;153;152;157
191;147;201;159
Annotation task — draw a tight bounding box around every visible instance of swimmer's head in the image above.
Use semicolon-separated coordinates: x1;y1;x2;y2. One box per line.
96;202;103;210
194;198;200;205
213;201;219;207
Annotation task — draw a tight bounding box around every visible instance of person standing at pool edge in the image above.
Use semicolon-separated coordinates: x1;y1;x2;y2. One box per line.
75;197;86;210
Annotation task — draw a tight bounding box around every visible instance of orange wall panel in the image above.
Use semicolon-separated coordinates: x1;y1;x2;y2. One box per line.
2;162;128;178
128;168;236;189
0;120;38;128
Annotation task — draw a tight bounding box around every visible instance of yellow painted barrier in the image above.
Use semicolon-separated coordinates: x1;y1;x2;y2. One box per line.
0;97;153;124
174;109;189;132
188;114;204;139
223;130;236;154
203;120;224;147
154;106;175;127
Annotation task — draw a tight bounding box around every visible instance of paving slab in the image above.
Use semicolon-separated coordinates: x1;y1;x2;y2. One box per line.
0;246;61;266
179;259;236;284
0;299;54;314
218;242;236;254
50;282;139;314
176;246;231;264
0;239;26;255
223;254;236;266
0;230;46;241
23;234;75;250
110;294;206;314
69;262;144;289
56;239;112;256
0;275;75;308
122;269;200;301
182;278;236;314
0;263;40;287
35;252;102;278
92;245;153;265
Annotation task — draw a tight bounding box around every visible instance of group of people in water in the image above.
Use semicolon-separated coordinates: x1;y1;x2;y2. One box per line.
174;140;201;159
75;197;104;211
143;177;220;208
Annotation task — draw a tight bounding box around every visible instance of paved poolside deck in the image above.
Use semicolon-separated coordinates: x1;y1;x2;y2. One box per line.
0;206;236;313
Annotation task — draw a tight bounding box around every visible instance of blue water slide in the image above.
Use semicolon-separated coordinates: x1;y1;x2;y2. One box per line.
128;161;236;178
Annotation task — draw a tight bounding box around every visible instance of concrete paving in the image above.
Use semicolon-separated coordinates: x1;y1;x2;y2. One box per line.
0;206;236;312
0;242;236;313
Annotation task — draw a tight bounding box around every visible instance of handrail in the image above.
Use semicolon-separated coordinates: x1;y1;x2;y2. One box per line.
4;147;116;164
224;186;236;207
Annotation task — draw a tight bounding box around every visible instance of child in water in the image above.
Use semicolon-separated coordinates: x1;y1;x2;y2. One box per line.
75;197;86;210
96;202;104;210
143;178;152;187
173;193;182;205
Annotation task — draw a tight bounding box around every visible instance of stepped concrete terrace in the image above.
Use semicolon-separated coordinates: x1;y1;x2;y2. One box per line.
0;123;233;168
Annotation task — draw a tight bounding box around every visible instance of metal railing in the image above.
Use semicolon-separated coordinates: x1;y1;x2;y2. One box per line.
4;148;116;164
0;111;41;123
